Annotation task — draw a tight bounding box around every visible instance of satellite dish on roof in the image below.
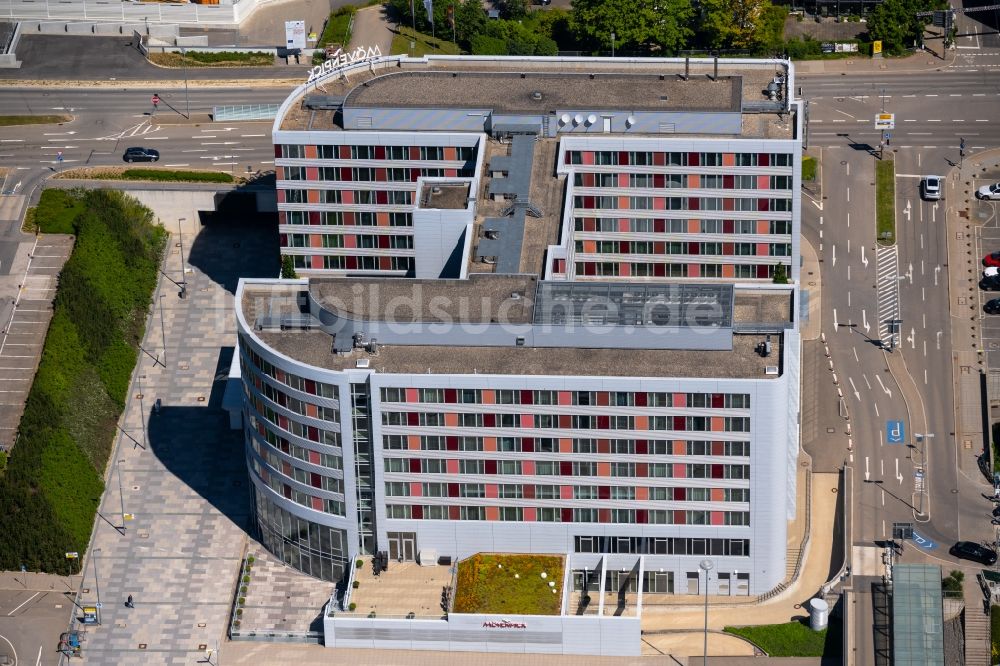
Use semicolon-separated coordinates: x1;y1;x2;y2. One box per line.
626;115;636;127
573;114;583;126
586;114;597;126
559;113;571;126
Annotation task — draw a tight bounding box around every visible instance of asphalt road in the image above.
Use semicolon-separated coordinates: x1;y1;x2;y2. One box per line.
0;587;76;666
7;35;311;80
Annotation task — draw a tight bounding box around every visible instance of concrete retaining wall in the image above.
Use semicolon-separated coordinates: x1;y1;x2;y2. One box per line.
22;20;178;38
0;21;22;67
2;0;288;27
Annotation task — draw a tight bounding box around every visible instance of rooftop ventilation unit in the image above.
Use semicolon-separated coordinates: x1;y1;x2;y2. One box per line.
480;255;497;265
765;366;779;376
356;358;371;368
485;229;500;240
531;91;542;101
431;186;442;195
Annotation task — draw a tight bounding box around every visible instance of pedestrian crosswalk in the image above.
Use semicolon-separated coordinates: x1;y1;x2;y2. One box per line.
876;245;900;347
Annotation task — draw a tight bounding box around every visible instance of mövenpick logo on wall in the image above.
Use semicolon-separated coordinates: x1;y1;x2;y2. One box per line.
307;46;384;84
482;619;527;629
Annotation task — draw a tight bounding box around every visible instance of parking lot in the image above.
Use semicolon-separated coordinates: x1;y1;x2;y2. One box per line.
0;584;77;666
972;178;1000;368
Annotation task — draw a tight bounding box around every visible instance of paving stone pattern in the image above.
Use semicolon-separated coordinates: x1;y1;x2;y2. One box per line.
75;206;278;665
237;548;332;637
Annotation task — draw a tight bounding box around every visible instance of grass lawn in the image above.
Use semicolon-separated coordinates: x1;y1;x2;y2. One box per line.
725;620;828;657
453;553;563;616
149;51;274;67
801;155;817;182
318;6;357;48
875;156;896;245
390;26;461;56
56;167;234;184
0;114;72;126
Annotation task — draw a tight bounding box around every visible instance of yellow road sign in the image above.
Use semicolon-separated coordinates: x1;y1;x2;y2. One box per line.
873;40;882;55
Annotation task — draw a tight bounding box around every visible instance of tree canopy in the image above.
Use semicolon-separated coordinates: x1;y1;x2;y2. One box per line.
569;0;695;54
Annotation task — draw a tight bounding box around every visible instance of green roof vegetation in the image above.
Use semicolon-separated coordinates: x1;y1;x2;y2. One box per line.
725;619;837;657
453;553;564;616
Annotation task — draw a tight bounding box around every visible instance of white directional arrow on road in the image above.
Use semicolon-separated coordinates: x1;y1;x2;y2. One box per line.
906;263;913;284
895;458;903;485
904;200;911;222
862;309;870;335
43;131;76;136
849;377;861;401
865;456;870;482
908;327;915;349
861;245;868;268
876;375;892;399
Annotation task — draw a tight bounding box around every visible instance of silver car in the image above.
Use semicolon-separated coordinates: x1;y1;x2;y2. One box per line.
921;176;942;201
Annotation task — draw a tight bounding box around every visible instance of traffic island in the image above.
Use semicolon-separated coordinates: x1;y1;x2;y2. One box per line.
0;114;73;126
54;167;234;184
876;156;896;245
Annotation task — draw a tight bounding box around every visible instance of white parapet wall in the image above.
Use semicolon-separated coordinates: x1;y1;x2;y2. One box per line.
324;612;641;656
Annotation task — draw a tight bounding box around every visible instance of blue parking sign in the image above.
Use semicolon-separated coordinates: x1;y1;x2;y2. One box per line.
886;420;905;444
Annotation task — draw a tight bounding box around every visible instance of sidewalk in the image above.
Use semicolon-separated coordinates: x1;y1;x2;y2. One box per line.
348;4;394;56
795;36;956;76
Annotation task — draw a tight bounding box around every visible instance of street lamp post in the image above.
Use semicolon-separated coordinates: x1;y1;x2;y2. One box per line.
611;31;615;58
700;559;714;666
137;375;148;450
91;548;102;625
177;217;187;298
116;458;127;531
158;293;167;368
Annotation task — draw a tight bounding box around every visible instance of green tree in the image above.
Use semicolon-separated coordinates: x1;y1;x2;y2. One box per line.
570;0;695;54
281;255;299;279
497;0;528;20
454;0;487;50
866;0;938;55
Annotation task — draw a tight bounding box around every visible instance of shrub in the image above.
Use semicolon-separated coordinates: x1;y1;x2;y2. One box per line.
352;580;360;589
0;189;166;574
348;602;357;611
235;608;243;616
356;558;364;568
471;34;508;55
318;5;357;48
243;575;251;583
772;264;789;284
247;555;255;564
942;570;964;593
238;597;246;605
240;585;248;595
281;255;298;279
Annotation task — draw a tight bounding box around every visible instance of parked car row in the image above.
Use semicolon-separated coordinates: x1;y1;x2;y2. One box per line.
982;252;1000;313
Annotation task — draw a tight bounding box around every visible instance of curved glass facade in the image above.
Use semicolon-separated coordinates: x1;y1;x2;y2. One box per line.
251;484;348;583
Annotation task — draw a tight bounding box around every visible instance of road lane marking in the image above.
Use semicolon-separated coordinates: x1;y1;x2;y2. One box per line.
241;134;266;138
163;164;190;167
7;590;40;615
182;149;207;153
0;634;16;666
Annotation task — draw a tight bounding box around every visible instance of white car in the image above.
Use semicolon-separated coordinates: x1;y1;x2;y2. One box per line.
986;267;999;278
979;182;1000;200
921;176;942;201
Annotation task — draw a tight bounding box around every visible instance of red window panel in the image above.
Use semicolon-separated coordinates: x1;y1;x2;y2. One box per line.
560;461;572;476
484;413;496;428
409;458;421;473
375;145;386;160
757;265;770;279
712;393;724;408
375;168;387;182
274;145;282;158
376;190;388;205
723;199;734;211
636;462;648;477
599;509;611;523
407;412;419;426
444;389;457;403
308;426;319;442
447;436;459;451
758;153;770;167
673;416;686;431
380;256;392;271
711;464;724;479
448;483;460;497
654;263;666;277
311;472;322;488
523;485;535;499
637;510;648;524
723;243;734;255
561;508;573;523
688;197;700;211
309;211;321;225
279;234;288;247
653;152;666;166
583;172;595;187
339;145;351;159
673;510;686;525
283;484;293;499
618;151;629;166
304;379;316;394
409;146;420;160
598;486;610;500
598;439;610;454
674;487;686;501
687;242;699;255
654;219;666;233
597;415;610;429
712;441;725;456
485;460;498;475
340;167;351;181
522;438;534;453
411;505;423;519
687;152;699;166
758;198;769;212
654;173;665;188
597;392;609;406
636;439;648;454
520;390;533;405
584;196;595;209
723;220;734;234
723;174;734;189
585;262;597;276
278;415;289;430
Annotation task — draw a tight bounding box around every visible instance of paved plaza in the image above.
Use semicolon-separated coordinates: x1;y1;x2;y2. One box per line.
72;189;278;665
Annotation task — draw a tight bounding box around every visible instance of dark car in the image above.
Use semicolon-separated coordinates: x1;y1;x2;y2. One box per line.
950;541;998;565
986;252;1000;268
987;299;1000;315
122;147;159;163
981;276;1000;291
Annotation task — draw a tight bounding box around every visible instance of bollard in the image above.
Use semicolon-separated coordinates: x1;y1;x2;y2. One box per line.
824;346;831;357
837;388;843;398
847;438;853;451
846;423;852;436
828;359;834;371
832;372;838;385
821;332;826;344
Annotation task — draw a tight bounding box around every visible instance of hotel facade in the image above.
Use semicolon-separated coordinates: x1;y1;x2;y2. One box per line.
233;54;805;610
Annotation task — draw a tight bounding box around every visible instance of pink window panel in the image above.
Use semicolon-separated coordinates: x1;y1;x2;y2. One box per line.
711;487;726;501
688;264;700;278
757;220;770;235
674;510;686;525
597;461;611;477
520;414;534;428
558;391;572;405
343;235;357;249
582;151;595;165
447;459;459;474
688;174;700;188
405;388;419;402
619;263;631;277
618;173;629;188
673;393;687;407
276;189;286;204
636;486;648;501
444;413;458;427
711;417;725;432
311;255;323;270
522;460;534;475
560;485;574;500
341;190;353;204
408;435;421;450
523;507;536;522
484;437;497;451
618;196;630;210
311;496;324;511
619;218;630;232
309;450;321;465
673;463;687;478
756;243;769;256
445;169;458;177
653;197;666;210
486;507;500;521
310;234;323;248
486;484;499;498
757;175;770;190
305;167;319;180
410;482;423;497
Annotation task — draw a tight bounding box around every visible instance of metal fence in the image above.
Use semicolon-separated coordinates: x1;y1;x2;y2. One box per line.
213;104;279;122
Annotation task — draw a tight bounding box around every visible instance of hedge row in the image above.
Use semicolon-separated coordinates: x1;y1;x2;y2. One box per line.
120;169;233;184
0;189;166;574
